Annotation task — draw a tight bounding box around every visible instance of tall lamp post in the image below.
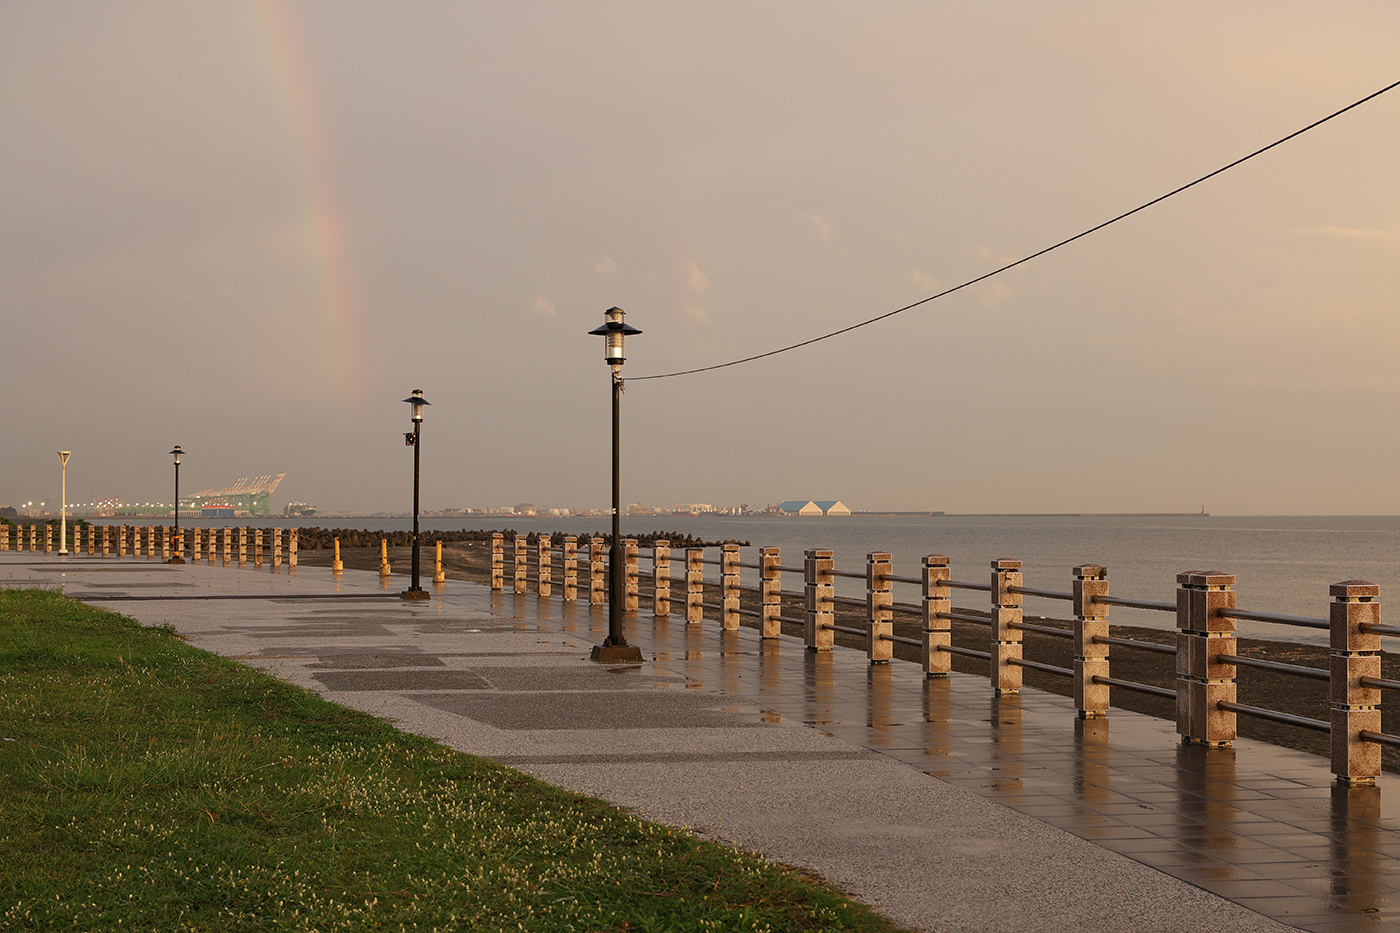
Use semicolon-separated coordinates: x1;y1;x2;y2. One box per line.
588;307;644;663
57;451;71;555
168;446;185;564
401;389;431;600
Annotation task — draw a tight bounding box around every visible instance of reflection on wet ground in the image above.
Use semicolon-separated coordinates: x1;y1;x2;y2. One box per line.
588;608;1400;932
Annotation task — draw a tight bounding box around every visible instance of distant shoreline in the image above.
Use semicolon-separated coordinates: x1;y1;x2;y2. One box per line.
851;511;1209;518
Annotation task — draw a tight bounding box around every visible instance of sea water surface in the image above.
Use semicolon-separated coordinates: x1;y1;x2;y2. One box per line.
101;513;1400;642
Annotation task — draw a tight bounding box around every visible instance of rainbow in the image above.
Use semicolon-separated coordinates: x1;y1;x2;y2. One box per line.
255;0;367;400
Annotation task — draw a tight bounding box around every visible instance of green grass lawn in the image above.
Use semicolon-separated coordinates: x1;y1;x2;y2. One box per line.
0;589;908;933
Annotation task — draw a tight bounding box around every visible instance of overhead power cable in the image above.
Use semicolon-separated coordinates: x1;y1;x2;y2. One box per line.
631;76;1400;382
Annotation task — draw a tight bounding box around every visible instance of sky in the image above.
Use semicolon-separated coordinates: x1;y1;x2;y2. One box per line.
3;1;1399;515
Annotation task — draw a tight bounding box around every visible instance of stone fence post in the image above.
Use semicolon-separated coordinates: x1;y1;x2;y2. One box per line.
923;555;951;676
272;528;282;568
288;528;298;568
1331;581;1382;784
238;527;248;566
992;559;1023;694
685;548;704;624
191;527;202;562
161;526;170;561
867;552;893;663
652;540;670;616
537;534;552;598
562;536;578;601
624;539;639;612
760;547;781;638
514;536;527;594
1073;565;1110;718
804;548;834;651
721;543;740;630
490;533;503;591
254;529;264;567
1176;571;1237;746
589;540;606;604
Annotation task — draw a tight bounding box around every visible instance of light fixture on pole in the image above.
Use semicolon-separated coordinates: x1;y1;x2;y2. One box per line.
401;389;431;601
57;451;71;555
168;446;185;564
587;307;644;663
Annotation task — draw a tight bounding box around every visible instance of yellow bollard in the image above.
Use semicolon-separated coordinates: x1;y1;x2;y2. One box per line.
332;536;344;573
433;540;446;584
379;539;391;578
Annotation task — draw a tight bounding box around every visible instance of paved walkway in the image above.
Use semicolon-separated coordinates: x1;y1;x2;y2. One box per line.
6;551;1400;931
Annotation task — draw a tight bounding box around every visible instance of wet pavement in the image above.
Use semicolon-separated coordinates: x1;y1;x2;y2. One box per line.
5;551;1399;931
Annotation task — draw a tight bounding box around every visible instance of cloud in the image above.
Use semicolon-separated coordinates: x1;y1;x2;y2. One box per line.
593;255;618;274
532;296;556;316
684;304;710;324
972;243;1015;265
687;261;710;295
796;211;834;243
911;271;939;292
978;281;1015;308
1290;225;1397;242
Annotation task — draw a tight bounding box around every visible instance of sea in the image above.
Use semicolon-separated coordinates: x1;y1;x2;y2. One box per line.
91;513;1400;644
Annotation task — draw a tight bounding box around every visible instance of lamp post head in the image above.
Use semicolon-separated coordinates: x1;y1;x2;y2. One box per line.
403;389;431;422
588;306;641;370
57;450;71;467
170;445;183;465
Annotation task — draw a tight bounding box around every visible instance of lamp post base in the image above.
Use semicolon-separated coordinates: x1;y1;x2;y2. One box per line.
400;588;430;601
167;557;185;564
590;642;644;663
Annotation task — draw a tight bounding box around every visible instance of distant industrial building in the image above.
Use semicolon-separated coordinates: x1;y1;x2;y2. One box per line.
186;473;285;517
777;500;851;516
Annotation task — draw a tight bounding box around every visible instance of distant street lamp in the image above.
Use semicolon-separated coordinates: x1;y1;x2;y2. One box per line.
401;389;431;601
587;307;644;663
57;451;71;555
168;446;185;564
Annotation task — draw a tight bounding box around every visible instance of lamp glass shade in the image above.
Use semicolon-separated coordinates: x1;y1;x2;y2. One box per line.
404;389;429;421
605;330;624;362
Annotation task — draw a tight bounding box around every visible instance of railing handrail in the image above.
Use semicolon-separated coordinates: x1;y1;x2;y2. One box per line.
1218;607;1328;631
1093;634;1176;656
1008;585;1073;601
63;527;1393;790
1091;594;1175;612
1217;654;1329;682
1011;620;1074;639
